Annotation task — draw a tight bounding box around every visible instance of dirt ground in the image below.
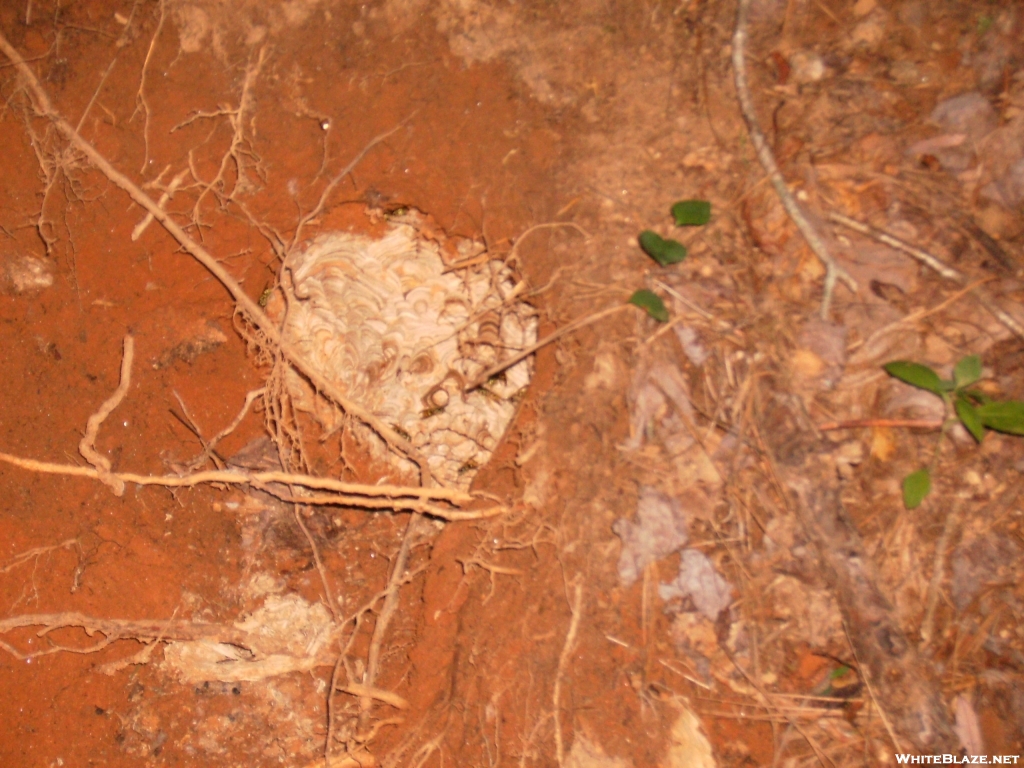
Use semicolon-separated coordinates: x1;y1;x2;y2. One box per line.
2;0;1024;765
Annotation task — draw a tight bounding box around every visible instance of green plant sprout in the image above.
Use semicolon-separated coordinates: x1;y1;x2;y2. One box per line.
883;356;1024;508
630;199;711;321
638;231;687;266
628;289;669;321
671;199;712;226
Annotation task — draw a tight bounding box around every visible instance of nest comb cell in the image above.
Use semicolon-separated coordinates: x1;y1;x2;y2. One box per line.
279;211;536;490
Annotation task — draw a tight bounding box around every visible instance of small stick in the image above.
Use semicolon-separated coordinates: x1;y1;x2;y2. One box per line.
132;168;189;240
184;386;265;471
293;503;339;621
818;418;943;432
724;646;835;767
553;577;583;767
466;304;630;391
732;0;856;319
840;616;904;754
78;336;133;496
828;211;1024;341
828;212;961;281
848;278;993;365
132;0;167;174
359;512;428;723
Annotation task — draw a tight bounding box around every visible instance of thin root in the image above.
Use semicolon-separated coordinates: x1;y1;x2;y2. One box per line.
78;335;133;496
552;577;583;767
0;451;506;520
0;32;440;488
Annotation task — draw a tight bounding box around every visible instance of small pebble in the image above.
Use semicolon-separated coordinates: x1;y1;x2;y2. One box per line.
789;51;825;84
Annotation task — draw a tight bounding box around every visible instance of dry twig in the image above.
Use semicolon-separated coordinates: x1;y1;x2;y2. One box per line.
130;0;166;173
132;167;189;240
723;648;835;767
553;577;583;767
919;499;963;650
757;394;957;752
818;418;942;432
183;386;265;471
360;513;431;723
828;211;1024;340
467;304;630;390
732;0;856;318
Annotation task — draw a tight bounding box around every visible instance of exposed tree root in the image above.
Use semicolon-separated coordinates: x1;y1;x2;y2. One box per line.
0;30;441;488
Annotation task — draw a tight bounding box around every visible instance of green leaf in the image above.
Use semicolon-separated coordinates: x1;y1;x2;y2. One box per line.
883;361;946;397
671;199;712;226
953;355;982;389
955;397;986;442
961;388;991;406
828;665;852;680
903;469;931;509
976;401;1024;435
638;230;688;266
628;289;669;322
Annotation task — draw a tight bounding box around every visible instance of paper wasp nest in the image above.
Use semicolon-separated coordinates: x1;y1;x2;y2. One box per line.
281;213;536;490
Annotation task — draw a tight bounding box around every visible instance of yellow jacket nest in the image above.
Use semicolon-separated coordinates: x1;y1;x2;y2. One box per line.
281;215;535;489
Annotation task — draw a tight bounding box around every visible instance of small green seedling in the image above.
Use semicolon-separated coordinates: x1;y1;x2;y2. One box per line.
884;355;1024;508
629;289;669;322
630;199;712;322
639;230;687;265
671;199;712;226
